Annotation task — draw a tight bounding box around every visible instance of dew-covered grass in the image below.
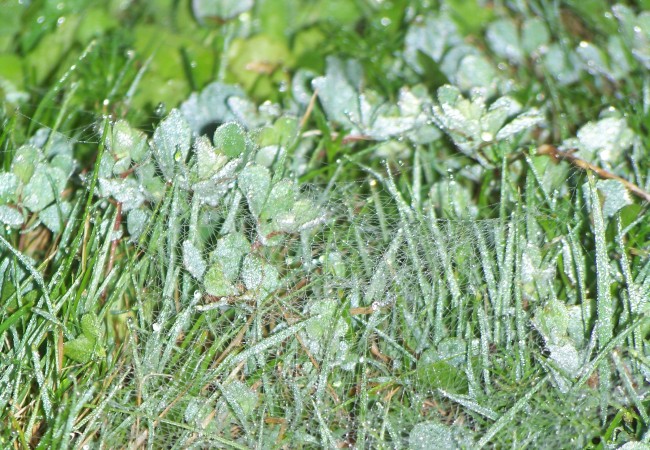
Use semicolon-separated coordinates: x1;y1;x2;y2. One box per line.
1;0;650;448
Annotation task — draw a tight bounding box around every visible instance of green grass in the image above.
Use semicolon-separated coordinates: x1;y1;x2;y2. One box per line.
1;0;650;448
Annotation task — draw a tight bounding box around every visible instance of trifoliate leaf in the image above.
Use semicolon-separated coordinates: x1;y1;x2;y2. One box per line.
543;43;581;85
455;54;498;93
262;179;295;219
312;56;364;128
98;177;146;211
64;313;106;364
403;13;461;72
575;115;634;162
495;109;544;140
135;161;166;202
221;380;258;416
532;300;569;346
63;335;98;364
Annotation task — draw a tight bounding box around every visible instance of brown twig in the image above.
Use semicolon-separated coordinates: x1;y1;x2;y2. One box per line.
537;144;650;203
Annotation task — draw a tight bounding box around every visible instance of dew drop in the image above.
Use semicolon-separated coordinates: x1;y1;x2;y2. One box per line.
481;131;493;142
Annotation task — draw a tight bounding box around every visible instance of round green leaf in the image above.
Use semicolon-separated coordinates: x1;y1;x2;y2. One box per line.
214;122;246;158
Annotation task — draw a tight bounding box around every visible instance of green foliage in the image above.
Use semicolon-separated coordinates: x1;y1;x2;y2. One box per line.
1;0;650;448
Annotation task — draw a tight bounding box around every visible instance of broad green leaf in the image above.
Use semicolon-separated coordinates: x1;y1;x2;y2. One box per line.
575;115;634;162
486;18;523;63
455;54;497;93
0;205;23;228
182;240;207;280
416;338;469;394
110;119;149;162
238;164;271;217
81;312;103;342
153;109;192;181
262;180;295;219
532;300;570;345
221;380;258;416
409;421;458;450
404;13;461;72
11;145;41;184
241;254;279;294
63;335;98;364
22;164;57;212
64;313;106;364
195;135;227;180
180;82;247;134
39;201;72;233
204;261;238;297
127;208;150;240
98;177;146;211
212;232;250;281
522;17;550;54
596;179;633;218
213;122;246;158
0;173;19;203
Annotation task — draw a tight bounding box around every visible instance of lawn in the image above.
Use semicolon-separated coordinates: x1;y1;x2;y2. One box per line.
1;0;650;448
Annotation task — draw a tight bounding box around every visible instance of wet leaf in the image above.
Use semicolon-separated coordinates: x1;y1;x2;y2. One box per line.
0;205;23;228
11;145;41;183
522;17;550;54
239;164;271;216
575;115;634;162
213;122;246;158
204;261;238;297
409;421;458;450
596;179;633;218
195;135;227;180
153;109;192;181
0;172;19;203
22;164;57;212
127;208;150;240
241;254;279;294
486;18;523;63
182;240;207;280
192;0;253;23
212;232;250;281
180;81;247;134
39;201;72;233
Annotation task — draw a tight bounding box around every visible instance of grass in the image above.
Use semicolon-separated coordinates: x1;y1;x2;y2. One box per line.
1;0;650;448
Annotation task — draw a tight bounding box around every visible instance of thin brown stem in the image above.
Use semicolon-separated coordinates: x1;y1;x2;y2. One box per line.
537;145;650;203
